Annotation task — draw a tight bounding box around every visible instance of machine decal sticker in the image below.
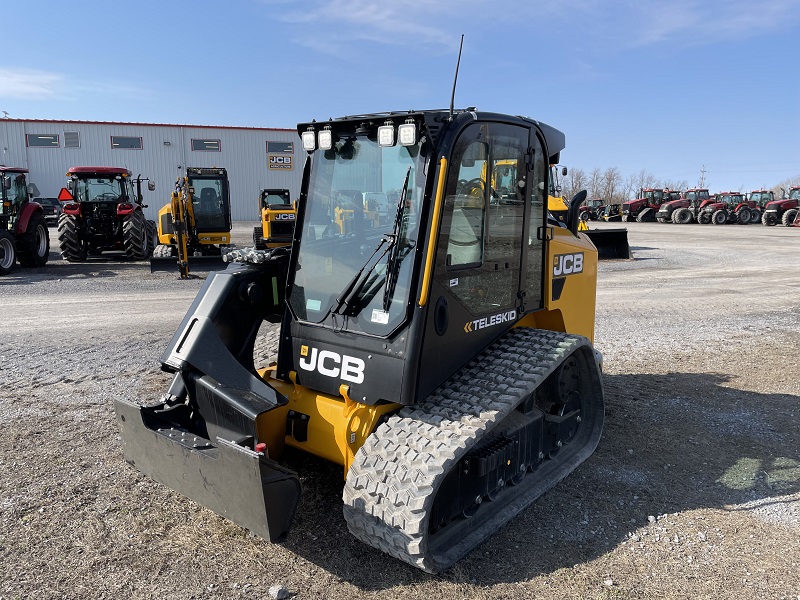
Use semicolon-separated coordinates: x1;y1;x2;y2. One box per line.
553;252;584;278
298;346;366;384
464;310;517;333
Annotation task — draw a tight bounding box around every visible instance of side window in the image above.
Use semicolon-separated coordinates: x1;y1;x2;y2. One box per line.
436;123;529;315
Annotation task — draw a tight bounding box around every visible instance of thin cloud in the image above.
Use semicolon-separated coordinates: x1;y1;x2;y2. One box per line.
623;0;800;46
0;69;63;100
263;0;489;53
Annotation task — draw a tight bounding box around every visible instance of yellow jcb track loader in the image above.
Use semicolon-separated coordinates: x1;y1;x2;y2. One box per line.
151;167;233;278
115;109;605;573
253;188;297;249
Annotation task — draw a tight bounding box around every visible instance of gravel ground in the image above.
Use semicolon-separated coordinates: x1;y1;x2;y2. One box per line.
1;221;798;600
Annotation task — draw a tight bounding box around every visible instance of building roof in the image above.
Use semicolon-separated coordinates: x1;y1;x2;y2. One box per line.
1;118;294;132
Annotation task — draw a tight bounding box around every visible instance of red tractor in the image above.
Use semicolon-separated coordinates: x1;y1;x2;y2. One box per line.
657;188;710;223
57;167;156;262
579;198;606;221
762;186;800;226
747;190;774;223
697;192;754;225
0;166;50;276
622;188;681;222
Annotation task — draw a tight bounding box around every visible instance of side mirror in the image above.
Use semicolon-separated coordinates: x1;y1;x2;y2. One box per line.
28;183;41;198
561;167;568;177
148;181;156;192
568;190;587;237
2;178;10;190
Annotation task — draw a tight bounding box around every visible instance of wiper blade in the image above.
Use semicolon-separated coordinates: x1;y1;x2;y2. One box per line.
383;167;412;311
330;235;394;317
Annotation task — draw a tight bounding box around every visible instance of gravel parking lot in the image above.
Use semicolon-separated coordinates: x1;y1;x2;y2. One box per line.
1;221;798;599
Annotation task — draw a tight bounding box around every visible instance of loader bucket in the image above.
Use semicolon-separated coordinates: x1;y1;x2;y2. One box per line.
115;397;301;541
149;254;228;274
585;228;631;259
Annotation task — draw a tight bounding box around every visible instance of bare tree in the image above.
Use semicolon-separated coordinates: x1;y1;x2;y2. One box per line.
588;168;603;199
562;167;587;202
602;167;622;202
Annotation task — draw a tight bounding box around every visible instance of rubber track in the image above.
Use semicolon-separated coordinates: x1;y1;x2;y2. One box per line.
343;327;595;572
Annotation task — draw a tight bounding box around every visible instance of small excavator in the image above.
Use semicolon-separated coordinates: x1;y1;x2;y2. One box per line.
150;167;233;278
116;108;605;573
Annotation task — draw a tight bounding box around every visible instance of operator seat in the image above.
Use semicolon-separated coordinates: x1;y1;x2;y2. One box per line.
200;188;219;212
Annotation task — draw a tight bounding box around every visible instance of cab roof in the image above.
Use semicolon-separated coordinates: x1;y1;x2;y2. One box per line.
67;166;131;176
0;165;28;174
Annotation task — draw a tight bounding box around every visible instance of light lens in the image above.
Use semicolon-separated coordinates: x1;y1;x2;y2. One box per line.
301;130;316;151
318;129;333;150
377;125;395;147
398;123;416;146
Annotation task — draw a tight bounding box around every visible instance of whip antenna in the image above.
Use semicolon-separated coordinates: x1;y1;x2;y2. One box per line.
449;34;464;118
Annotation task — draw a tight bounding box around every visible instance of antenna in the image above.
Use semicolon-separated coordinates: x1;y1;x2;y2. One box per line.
699;164;706;187
449;34;465;118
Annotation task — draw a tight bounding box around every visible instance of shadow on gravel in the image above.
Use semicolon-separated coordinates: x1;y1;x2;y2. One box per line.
272;371;799;590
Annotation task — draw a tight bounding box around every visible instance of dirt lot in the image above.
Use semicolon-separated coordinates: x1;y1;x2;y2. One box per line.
1;221;798;600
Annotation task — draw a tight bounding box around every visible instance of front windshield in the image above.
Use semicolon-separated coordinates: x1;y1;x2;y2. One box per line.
790;189;800;200
289;134;426;336
3;173;28;206
74;177;126;202
190;177;227;230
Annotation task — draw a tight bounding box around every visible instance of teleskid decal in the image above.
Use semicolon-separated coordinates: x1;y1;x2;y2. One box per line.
553;252;584;277
298;345;365;384
464;310;517;333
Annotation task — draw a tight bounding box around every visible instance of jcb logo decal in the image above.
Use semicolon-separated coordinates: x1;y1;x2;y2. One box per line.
464;310;517;333
268;155;293;170
553;252;584;277
298;346;365;384
274;213;295;220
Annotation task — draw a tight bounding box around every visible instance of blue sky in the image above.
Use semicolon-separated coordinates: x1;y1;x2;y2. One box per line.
3;0;799;192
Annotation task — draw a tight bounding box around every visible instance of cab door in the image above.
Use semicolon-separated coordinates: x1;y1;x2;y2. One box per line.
416;120;547;397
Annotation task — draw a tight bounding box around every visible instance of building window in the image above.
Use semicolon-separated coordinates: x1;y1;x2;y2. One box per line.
111;136;143;149
267;141;293;153
191;139;221;151
64;132;80;148
26;134;59;148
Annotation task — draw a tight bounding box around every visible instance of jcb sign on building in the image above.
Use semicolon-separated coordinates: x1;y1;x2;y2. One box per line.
268;155;293;170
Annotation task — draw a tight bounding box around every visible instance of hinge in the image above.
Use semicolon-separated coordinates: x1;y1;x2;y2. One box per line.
537;225;554;241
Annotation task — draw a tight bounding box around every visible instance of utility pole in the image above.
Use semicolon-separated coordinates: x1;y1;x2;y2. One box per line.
698;165;707;188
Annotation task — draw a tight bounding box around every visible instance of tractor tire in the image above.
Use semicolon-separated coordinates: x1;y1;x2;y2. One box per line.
0;230;16;275
673;208;693;224
712;209;727;225
736;208;751;224
749;208;761;223
17;212;50;267
123;210;148;260
145;220;158;256
783;209;799;227
579;212;589;222
656;216;666;223
58;214;87;262
762;212;777;226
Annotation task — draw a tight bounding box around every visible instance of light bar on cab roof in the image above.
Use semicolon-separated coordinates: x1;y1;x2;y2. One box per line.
398;119;416;146
301;129;316;152
318;126;333;151
378;122;395;147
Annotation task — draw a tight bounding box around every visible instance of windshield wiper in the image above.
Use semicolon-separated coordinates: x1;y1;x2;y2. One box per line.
330;235;394;318
383;167;412;311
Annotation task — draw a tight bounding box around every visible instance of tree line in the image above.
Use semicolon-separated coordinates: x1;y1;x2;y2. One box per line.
558;167;800;204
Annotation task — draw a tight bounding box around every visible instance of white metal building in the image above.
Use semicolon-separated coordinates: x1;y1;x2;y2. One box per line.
0;119;303;221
